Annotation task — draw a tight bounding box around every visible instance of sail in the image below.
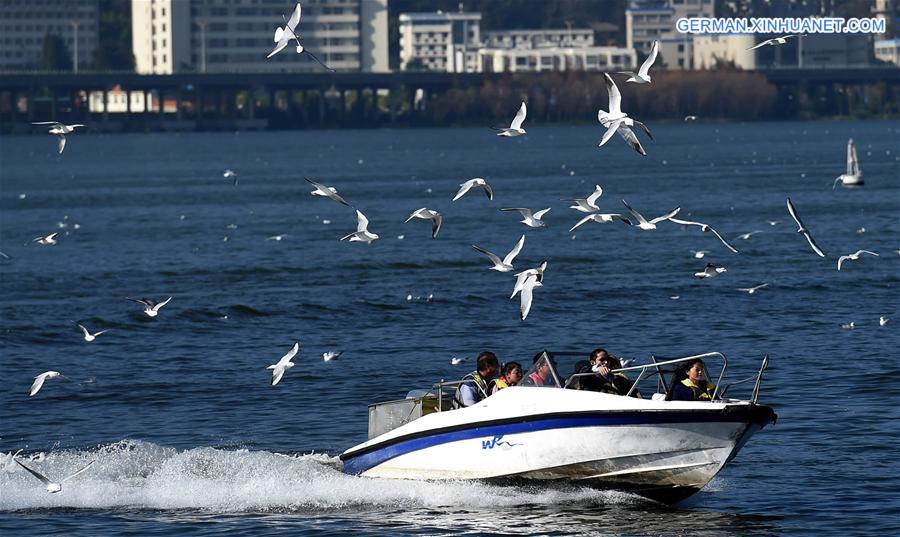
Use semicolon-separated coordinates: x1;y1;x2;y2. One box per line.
846;138;860;177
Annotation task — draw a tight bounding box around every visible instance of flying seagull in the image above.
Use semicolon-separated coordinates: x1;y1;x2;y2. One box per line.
31;232;58;245
322;351;343;362
684;115;698;122
450;357;468;365
267;2;334;71
511;260;547;299
29;371;69;397
736;230;763;240
880;316;889;326
452;178;493;202
32;122;84;154
692;250;709;259
563;184;604;213
737;283;769;294
569;213;632;232
340;209;379;243
519;273;543;321
617;40;659;84
404;208;443;238
786;198;826;257
14;458;95;494
472;234;525;272
74;322;109;342
267;342;299;386
837;250;878;271
748;34;801;50
668;217;739;253
222;169;238;186
128;296;173;318
694;263;727;279
597;74;654;155
493;101;527;137
305;177;349;206
622;200;680;230
500;207;550;228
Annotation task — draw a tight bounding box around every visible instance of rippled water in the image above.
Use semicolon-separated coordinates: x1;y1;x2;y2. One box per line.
1;121;898;535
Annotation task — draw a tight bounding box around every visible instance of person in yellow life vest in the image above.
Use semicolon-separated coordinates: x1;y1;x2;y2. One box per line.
579;348;641;398
669;358;715;401
454;351;500;408
491;362;523;394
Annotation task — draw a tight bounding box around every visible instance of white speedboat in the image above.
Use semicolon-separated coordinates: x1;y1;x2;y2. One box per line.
340;352;776;503
835;138;863;188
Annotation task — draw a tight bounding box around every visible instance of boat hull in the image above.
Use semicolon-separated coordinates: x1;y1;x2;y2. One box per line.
839;173;864;187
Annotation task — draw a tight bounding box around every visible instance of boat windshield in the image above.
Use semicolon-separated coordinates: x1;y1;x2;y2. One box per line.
519;351;563;388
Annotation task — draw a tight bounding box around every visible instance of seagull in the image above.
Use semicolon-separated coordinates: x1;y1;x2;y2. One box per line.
404;208;443;238
622;200;680;231
450;357;468;365
694;263;727;279
736;230;763;240
472;234;525;272
668;217;739;253
322;351;343;362
511;260;548;299
786;198;826;257
880;316;889;326
74;322;108;342
737;283;769;294
128;296;172;318
31;232;58;245
305;177;349;206
492;101;527;136
500;207;550;228
29;371;68;396
684;115;698;122
340;209;379;243
597;73;654;156
569;213;632;232
837;250;878;271
841;321;855;330
692;250;709;259
519;273;543;321
267;342;299;386
267;2;334;71
32;122;84;154
748;34;801;50
767;220;782;226
14;458;95;494
451;178;493;202
563;185;604;213
617;40;659;84
267;234;288;241
222;169;238;186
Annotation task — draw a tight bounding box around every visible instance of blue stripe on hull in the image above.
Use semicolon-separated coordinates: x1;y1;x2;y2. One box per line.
342;411;748;476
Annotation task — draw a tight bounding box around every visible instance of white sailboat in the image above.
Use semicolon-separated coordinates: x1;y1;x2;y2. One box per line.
835;138;863;188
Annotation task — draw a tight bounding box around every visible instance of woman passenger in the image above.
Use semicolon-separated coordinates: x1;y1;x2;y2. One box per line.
491;362;523;394
669;358;715;401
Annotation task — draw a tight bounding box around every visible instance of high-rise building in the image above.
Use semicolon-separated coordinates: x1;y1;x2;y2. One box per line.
0;0;99;71
132;0;389;74
625;0;715;69
398;11;481;72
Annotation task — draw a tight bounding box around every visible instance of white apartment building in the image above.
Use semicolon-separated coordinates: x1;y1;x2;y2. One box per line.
482;28;595;49
398;11;481;72
132;0;389;74
479;45;636;73
875;38;900;66
626;0;714;69
693;34;756;69
0;0;99;71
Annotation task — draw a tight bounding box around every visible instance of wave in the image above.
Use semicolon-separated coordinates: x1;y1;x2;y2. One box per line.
0;440;645;512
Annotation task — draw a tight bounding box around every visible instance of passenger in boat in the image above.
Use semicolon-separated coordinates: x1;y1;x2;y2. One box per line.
577;348;641;398
669;358;715;401
455;351;500;408
491;361;523;394
520;352;556;387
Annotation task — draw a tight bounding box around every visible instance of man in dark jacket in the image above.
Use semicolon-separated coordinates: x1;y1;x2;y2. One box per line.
578;348;640;398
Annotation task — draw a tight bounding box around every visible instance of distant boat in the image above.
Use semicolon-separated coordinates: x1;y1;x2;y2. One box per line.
836;138;863;188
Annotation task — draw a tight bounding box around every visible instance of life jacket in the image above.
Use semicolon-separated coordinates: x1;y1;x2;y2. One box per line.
599;373;641;398
494;377;510;390
680;378;713;400
454;371;489;407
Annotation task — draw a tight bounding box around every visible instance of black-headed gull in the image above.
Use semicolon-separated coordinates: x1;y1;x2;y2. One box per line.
223;169;238;186
128;296;172;318
692;250;709;259
267;2;334;71
564;185;604;213
268;342;299;386
786;198;826;257
323;351;343;362
748;34;801;50
450;357;468;365
622;200;680;230
29;371;68;396
500;207;550;228
684;115;698;122
668;217;739;253
880;316;889;326
736;230;763;240
405;208;443;238
569;213;632;232
75;322;108;342
597;74;654;155
340;210;379;243
452;178;493;202
834;138;862;189
519;273;542;321
472;234;525;272
617;40;658;84
511;261;547;299
694;263;727;279
32;122;84;154
492;101;526;136
31;232;58;245
14;458;95;494
737;283;769;294
305;177;350;206
837;250;878;271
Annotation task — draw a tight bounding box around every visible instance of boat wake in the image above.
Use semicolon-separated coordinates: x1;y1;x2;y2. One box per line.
0;439;648;512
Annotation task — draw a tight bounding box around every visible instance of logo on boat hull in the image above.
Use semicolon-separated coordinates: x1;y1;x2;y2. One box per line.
481;434;522;450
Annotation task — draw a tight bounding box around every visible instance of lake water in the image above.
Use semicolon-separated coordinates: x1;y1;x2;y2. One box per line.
1;121;898;535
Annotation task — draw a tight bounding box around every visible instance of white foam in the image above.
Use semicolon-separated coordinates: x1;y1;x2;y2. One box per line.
0;440;644;512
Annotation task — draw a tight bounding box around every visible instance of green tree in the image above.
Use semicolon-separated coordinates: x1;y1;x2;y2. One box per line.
39;33;73;71
94;0;134;70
